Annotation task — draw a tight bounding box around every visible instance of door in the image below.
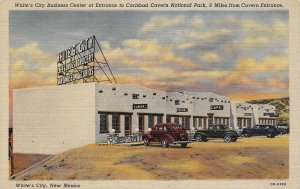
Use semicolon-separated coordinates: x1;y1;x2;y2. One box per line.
124;115;131;135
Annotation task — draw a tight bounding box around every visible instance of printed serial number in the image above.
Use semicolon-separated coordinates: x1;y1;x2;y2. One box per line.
270;183;287;186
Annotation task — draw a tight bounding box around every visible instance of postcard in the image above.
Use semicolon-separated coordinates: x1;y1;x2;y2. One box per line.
0;0;299;188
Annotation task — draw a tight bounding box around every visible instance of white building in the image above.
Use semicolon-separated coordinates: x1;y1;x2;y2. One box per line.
252;104;277;126
183;92;231;129
166;92;193;129
231;102;255;129
231;102;277;129
14;83;166;154
13;83;277;154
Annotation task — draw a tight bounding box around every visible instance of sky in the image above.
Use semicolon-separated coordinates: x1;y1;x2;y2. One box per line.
9;10;289;102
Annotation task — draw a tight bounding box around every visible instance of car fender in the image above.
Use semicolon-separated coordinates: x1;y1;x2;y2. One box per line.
142;133;153;141
194;132;208;138
222;132;236;138
164;134;175;143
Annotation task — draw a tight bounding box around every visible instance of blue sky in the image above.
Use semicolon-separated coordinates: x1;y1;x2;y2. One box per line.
9;10;289;101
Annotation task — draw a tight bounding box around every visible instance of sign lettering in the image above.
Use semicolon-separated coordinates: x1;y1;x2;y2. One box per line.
57;36;96;85
133;104;148;110
210;105;224;110
177;108;188;112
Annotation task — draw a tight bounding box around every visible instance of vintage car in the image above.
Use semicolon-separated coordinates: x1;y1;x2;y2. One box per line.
242;124;279;138
142;123;191;148
192;124;239;142
276;125;289;135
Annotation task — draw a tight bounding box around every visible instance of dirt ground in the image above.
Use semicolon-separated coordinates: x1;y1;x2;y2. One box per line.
15;135;288;180
12;153;51;175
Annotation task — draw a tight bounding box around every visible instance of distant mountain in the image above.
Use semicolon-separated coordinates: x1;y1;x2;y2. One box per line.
246;97;289;125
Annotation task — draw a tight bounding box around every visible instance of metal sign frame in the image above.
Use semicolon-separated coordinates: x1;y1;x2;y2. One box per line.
57;35;117;85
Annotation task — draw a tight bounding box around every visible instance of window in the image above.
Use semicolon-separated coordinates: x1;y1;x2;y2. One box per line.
198;118;203;128
174;117;179;124
182;117;190;129
124;115;131;135
148;115;154;129
237;118;242;129
175;100;180;105
132;94;139;99
209;98;214;102
203;117;207;129
138;115;144;133
193;118;197;129
166;116;171;123
157;115;163;124
246;118;251;128
99;114;108;133
112;114;120;133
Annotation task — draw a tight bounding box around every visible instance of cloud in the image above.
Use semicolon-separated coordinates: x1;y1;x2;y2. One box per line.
113;39;200;71
217;55;288;93
238;37;271;48
241;18;288;37
192;18;204;27
140;15;185;33
187;29;232;40
174;41;197;49
235;55;288;72
201;52;221;63
10;42;56;89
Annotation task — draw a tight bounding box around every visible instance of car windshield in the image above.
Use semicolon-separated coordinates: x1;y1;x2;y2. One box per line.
172;125;183;130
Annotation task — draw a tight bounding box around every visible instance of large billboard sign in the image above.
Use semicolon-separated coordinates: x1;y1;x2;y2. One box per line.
57;36;116;85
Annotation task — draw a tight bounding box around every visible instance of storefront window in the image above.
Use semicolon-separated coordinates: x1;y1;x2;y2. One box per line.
157;115;163;124
237;118;242;129
99;114;108;133
112;114;120;133
182;117;190;129
139;115;144;133
174;117;179;124
148;115;154;129
166;116;171;123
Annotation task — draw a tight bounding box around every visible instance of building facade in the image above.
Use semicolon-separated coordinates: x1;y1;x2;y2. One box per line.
13;83;277;154
166;92;193;129
183;92;231;129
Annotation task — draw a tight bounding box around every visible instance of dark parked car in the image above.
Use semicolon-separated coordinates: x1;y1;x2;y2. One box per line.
276;125;289;135
142;123;191;148
242;124;279;138
193;124;239;142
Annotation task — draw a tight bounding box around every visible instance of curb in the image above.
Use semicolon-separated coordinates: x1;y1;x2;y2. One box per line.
11;155;55;180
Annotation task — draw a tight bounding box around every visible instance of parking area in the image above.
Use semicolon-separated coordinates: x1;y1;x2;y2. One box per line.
13;135;288;180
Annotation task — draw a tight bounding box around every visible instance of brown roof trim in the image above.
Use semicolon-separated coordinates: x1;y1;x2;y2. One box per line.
137;112;164;116
98;111;133;115
166;114;192;118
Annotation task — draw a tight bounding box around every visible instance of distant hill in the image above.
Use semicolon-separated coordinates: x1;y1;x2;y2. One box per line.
246;97;289;125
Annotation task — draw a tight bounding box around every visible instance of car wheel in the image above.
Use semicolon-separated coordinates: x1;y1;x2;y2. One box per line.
195;135;203;142
224;134;232;143
161;138;169;148
232;137;237;142
267;133;275;138
181;143;187;148
143;137;150;146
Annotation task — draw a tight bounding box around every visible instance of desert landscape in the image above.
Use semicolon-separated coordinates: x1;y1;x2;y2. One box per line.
12;135;288;180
